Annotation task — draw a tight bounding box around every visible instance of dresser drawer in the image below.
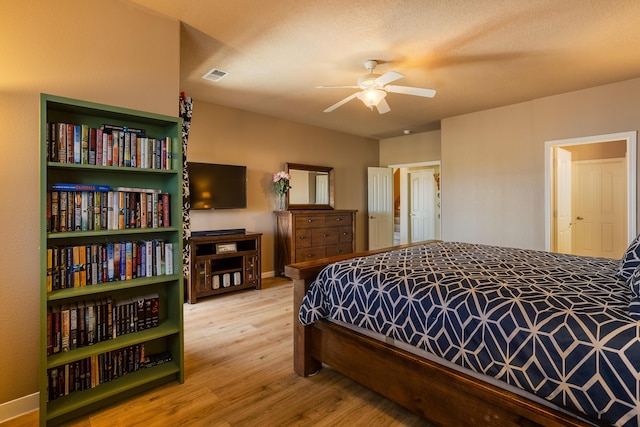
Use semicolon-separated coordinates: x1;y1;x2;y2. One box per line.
325;213;352;227
294;229;313;248
311;227;339;246
295;215;325;229
338;226;353;243
296;247;327;262
326;243;353;257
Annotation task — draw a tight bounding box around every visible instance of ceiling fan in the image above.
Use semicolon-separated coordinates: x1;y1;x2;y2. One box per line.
318;60;436;114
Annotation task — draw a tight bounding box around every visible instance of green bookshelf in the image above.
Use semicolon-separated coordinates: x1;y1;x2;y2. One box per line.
39;94;184;426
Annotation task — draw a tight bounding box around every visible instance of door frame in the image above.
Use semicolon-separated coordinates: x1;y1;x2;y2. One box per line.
388;160;442;245
544;131;637;251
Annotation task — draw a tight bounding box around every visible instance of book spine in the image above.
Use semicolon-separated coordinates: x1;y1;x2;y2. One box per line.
73;125;81;164
107;243;114;282
124;132;131;167
113;243;121;281
57;123;67;163
131;133;137;168
81;125;89;164
165;137;172;170
96;128;104;166
165;242;173;275
61;305;70;352
52;247;60;291
66;124;74;164
69;303;78;350
118;131;125;167
50;191;59;233
106;133;113;166
80;192;89;231
65;247;73;288
51;183;110;192
118;191;125;230
89;127;97;165
59;191;68;232
111;130;119;167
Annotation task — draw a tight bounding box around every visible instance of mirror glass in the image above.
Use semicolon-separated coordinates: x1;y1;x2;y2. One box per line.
286;163;334;210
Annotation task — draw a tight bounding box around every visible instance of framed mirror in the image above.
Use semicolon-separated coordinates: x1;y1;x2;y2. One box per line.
286;163;334;210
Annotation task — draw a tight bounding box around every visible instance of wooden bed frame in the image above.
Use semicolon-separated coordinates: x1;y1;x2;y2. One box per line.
285;245;597;427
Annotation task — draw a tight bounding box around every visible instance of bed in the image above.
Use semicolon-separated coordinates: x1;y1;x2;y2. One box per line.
285;241;640;427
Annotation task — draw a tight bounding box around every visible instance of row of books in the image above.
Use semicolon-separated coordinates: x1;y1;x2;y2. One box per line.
46;240;173;291
47;295;159;356
47;184;170;233
47;344;172;401
46;122;173;170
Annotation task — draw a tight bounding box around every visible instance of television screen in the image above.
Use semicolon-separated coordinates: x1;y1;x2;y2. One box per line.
187;162;247;210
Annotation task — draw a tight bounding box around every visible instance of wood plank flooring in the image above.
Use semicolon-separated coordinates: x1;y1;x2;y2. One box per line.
4;277;433;427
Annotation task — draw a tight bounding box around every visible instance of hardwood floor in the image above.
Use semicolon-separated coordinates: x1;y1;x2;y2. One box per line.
4;277;432;427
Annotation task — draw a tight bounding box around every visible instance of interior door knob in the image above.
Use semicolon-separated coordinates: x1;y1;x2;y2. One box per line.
576;216;584;220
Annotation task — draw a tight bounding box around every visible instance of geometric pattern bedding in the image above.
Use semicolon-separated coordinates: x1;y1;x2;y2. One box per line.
298;242;640;427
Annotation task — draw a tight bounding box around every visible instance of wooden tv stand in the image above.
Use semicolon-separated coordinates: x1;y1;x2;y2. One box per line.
187;232;262;303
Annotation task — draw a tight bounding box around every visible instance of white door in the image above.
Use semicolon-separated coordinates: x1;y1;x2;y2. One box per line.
368;167;394;250
572;158;627;258
555;147;572;253
409;169;436;242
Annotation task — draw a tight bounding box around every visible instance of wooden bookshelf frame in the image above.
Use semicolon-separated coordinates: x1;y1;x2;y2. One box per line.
39;94;184;426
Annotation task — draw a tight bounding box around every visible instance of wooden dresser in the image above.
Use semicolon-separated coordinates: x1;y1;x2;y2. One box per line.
274;210;356;275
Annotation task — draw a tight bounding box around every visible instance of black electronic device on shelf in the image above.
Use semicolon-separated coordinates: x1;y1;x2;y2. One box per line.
191;229;246;237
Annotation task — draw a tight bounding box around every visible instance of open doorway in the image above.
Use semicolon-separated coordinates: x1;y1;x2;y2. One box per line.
392;162;441;246
368;161;441;250
545;132;637;258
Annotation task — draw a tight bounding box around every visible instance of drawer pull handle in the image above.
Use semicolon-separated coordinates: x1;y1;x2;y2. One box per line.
299;236;306;239
323;233;329;237
342;232;348;236
307;254;314;258
307;219;313;223
336;217;342;221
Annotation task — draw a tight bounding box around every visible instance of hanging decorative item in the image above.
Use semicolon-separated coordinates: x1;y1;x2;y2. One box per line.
273;170;291;210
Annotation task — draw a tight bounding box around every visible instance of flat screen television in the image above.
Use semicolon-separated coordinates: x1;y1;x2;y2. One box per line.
187;162;247;210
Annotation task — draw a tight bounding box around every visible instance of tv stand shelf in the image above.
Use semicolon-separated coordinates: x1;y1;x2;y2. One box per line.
187;232;261;303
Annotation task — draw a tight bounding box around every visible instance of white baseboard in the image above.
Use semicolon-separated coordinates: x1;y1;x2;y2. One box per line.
0;392;38;423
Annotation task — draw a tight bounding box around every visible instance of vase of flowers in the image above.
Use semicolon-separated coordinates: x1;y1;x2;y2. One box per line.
273;170;291;210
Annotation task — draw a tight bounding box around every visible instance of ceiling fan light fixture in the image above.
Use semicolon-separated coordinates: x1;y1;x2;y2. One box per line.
357;89;386;108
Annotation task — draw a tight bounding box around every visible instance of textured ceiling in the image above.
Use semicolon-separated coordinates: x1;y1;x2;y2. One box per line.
127;0;640;139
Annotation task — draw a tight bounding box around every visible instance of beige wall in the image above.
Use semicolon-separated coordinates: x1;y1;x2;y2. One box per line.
379;130;441;166
186;100;378;272
0;0;179;408
441;78;640;250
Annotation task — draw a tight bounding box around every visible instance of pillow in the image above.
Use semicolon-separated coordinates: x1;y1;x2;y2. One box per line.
630;265;640;298
618;234;640;281
628;265;640;320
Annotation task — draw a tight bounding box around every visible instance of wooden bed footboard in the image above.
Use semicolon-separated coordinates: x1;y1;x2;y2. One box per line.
285;245;595;427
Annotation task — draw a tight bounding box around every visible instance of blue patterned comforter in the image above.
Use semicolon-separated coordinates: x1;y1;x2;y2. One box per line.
299;242;640;426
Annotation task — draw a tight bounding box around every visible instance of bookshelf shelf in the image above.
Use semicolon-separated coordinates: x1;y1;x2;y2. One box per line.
39;94;184;426
46;274;181;301
45;361;180;422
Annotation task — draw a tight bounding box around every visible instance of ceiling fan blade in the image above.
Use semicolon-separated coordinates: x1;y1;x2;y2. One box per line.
374;71;404;86
385;85;436;98
323;93;358;112
376;98;391;114
317;85;360;89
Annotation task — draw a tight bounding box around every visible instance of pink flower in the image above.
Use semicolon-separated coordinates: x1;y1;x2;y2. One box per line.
273;171;290;182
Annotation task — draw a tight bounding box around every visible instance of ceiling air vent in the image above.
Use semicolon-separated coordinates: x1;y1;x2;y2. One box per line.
202;68;228;82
